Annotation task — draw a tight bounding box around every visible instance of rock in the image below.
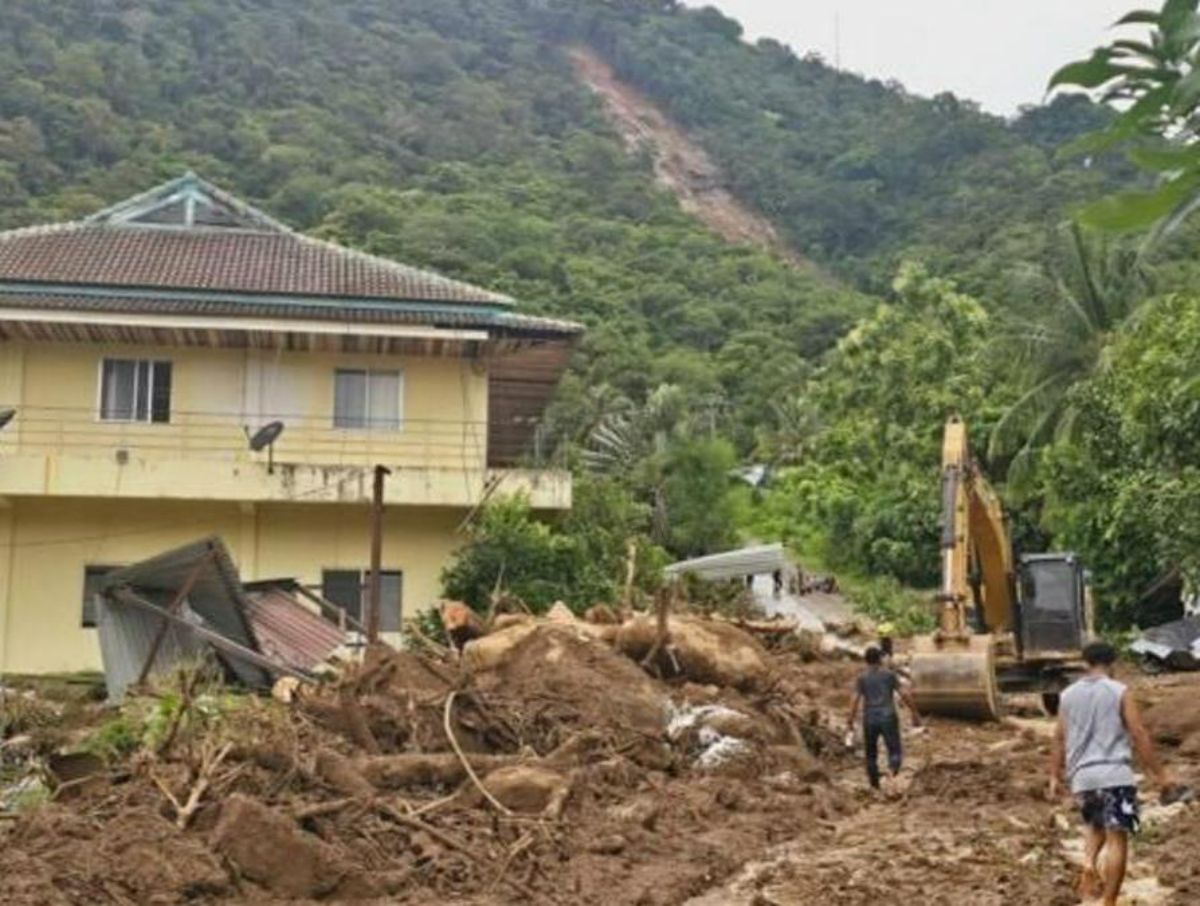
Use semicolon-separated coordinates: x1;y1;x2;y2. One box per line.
607;796;661;830
546;602;577;623
462;622;540;673
616;617;773;690
481;765;570;817
441;601;485;650
271;676;303;704
585;604;620;625
211;794;378;900
1144;689;1200;746
588;833;628;855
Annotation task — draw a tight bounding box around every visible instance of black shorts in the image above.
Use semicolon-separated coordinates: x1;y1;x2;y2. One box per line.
1078;786;1140;834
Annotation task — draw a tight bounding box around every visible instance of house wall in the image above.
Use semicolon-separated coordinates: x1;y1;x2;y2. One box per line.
0;496;464;675
7;341;489;471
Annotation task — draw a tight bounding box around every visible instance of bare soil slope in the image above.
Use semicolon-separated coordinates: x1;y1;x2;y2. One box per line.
570;47;806;267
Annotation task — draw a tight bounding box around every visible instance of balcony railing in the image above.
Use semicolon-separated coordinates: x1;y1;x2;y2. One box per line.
0;404;492;473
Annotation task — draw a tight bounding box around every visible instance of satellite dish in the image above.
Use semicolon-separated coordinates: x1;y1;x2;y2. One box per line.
0;408;14;431
249;421;285;452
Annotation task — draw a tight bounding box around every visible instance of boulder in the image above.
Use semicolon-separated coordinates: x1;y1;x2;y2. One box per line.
212;794;377;899
615;617;772;690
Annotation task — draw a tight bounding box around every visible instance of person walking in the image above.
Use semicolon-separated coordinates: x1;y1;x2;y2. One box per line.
848;646;922;791
1050;640;1170;906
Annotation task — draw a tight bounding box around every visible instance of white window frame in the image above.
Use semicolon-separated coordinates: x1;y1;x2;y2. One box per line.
97;358;173;424
332;368;404;431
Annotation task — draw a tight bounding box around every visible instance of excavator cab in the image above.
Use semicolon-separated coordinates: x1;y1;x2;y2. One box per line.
1016;554;1089;657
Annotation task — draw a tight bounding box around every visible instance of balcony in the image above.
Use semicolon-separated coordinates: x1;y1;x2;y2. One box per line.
0;405;571;510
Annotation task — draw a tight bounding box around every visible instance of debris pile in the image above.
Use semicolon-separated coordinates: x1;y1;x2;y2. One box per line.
0;602;849;905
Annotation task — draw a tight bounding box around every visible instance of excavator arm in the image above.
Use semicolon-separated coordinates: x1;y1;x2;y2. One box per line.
911;416;1008;720
938;417;1015;638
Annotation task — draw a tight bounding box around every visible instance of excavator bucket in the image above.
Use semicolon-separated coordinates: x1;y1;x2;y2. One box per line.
910;634;1001;721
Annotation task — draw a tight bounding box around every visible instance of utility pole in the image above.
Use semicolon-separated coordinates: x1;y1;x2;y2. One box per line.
366;464;391;643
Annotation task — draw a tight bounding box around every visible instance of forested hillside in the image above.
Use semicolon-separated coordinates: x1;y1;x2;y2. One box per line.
1;0;1193;625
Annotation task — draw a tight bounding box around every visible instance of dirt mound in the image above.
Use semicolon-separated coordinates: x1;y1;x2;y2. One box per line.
0;620;861;905
1143;686;1200;747
212;793;378;899
0;804;229;904
476;624;669;758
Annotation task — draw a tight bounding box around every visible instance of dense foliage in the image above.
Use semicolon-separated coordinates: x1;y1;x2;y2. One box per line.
2;0;1196;625
1051;0;1200;235
441;478;668;613
750;266;1007;588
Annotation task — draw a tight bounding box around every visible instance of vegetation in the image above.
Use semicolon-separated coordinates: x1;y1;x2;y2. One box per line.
3;0;1199;626
1051;0;1200;235
441;479;669;614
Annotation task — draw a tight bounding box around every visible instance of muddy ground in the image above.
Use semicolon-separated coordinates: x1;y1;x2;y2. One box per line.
1;633;1198;906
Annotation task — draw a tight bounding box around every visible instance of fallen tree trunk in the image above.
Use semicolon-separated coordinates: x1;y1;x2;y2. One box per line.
357;753;521;790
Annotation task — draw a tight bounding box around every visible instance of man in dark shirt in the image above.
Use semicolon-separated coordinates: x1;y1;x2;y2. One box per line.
848;646;922;790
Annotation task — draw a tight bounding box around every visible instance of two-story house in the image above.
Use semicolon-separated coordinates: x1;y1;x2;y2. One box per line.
0;174;581;675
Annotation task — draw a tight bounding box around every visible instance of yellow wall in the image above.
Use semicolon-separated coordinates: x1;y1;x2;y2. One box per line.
0;497;466;675
9;341;489;470
0;339;566;675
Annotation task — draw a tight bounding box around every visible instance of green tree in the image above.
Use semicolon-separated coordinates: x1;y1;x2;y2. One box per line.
989;223;1152;485
1042;291;1200;626
441;478;665;612
752;264;1004;586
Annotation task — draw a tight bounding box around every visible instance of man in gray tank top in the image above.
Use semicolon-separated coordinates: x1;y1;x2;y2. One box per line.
1050;640;1168;906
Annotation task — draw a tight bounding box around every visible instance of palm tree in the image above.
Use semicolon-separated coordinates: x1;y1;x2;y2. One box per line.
989;222;1152;485
584;383;709;544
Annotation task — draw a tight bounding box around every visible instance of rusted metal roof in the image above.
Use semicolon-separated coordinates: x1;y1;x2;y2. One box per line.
96;538;346;701
244;582;349;673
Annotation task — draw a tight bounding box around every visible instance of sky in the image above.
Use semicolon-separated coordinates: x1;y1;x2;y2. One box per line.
686;0;1137;115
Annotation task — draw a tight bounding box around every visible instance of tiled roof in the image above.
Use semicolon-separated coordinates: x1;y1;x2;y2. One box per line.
0;174;514;307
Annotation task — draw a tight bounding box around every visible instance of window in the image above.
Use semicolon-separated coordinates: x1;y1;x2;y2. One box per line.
81;565;119;628
321;569;403;631
334;369;401;430
100;359;172;423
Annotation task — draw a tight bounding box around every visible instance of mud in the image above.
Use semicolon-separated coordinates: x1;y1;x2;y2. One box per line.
1;642;1197;905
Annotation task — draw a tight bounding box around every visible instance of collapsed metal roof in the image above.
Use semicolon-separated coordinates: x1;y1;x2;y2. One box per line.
96;537;345;702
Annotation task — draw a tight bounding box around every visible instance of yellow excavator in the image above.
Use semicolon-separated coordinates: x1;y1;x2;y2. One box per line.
910;416;1095;720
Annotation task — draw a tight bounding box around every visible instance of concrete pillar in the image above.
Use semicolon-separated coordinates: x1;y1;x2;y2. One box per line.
0;498;14;675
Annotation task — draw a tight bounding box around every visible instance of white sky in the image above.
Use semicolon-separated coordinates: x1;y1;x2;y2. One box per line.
687;0;1137;115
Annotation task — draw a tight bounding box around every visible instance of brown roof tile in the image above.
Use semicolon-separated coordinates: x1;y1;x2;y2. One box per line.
0;174;514;306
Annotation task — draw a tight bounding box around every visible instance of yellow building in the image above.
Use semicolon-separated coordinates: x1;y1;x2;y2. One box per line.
0;174;580;675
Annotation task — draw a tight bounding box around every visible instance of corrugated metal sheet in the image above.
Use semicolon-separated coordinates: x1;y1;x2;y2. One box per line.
664;544;790;582
244;584;347;673
96;594;209;703
97;537;273;698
